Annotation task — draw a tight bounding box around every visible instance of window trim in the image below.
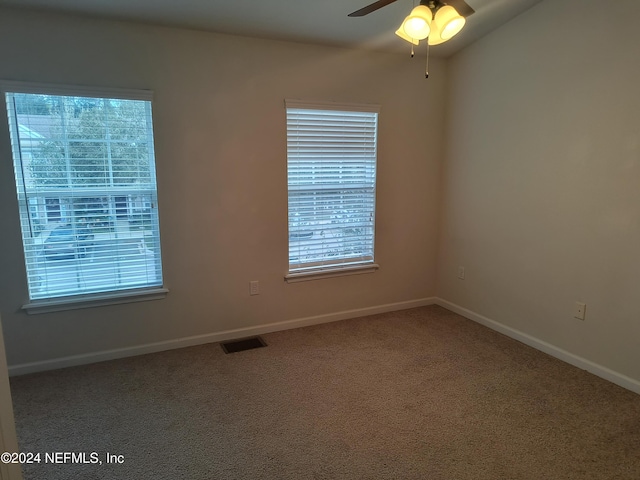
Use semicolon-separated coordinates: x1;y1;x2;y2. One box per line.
284;99;381;114
22;287;169;315
0;80;153;102
284;99;380;281
285;263;379;283
2;81;166;310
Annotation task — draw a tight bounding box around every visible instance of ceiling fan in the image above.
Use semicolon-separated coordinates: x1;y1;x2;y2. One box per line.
349;0;475;46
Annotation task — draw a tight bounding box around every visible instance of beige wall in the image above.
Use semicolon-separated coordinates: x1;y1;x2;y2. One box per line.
0;8;445;367
438;0;640;383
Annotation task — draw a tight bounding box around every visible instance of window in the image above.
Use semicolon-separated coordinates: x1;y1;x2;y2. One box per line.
285;100;379;280
3;83;164;307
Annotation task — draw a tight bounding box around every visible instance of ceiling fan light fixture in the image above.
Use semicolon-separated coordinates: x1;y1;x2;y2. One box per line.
433;5;466;40
347;0;475;77
402;5;432;40
427;19;445;45
395;24;419;45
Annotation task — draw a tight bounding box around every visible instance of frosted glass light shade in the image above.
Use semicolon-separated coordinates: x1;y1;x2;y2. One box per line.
395;24;420;45
402;5;432;40
433;5;465;40
427;19;446;45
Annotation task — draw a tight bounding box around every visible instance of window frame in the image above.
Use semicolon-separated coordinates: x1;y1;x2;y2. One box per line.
1;81;168;313
284;99;380;282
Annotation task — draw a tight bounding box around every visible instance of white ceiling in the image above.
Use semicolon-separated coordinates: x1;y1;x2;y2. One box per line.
0;0;543;57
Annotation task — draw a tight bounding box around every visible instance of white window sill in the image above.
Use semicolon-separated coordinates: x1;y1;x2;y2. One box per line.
22;287;169;314
285;264;379;283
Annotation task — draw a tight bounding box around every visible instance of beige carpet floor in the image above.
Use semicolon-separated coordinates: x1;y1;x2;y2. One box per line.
9;305;640;479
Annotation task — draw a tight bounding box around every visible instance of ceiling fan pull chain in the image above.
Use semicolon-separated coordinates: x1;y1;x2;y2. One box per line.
425;41;430;78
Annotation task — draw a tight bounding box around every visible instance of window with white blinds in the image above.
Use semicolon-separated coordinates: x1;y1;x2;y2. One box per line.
286;100;379;276
4;85;164;302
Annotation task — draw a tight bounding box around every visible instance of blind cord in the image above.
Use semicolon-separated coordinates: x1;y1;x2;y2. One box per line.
425;41;430;79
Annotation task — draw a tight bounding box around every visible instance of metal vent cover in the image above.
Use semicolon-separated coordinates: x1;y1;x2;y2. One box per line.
220;336;267;354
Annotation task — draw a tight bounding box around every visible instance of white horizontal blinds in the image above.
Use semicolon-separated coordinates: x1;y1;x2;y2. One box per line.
5;91;163;300
286;102;378;273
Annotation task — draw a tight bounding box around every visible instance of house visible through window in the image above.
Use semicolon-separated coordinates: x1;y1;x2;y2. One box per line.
4;85;164;302
285;100;379;279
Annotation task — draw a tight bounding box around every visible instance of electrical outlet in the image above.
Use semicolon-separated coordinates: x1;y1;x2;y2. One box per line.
457;266;465;280
574;302;586;320
250;281;260;296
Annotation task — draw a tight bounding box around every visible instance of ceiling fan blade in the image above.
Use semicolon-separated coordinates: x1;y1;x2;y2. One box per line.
446;0;475;17
348;0;399;17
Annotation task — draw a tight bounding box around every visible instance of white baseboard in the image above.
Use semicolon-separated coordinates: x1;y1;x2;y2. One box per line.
436;298;640;395
8;297;437;377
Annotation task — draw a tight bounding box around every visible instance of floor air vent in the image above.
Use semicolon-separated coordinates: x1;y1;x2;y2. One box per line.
221;336;267;354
